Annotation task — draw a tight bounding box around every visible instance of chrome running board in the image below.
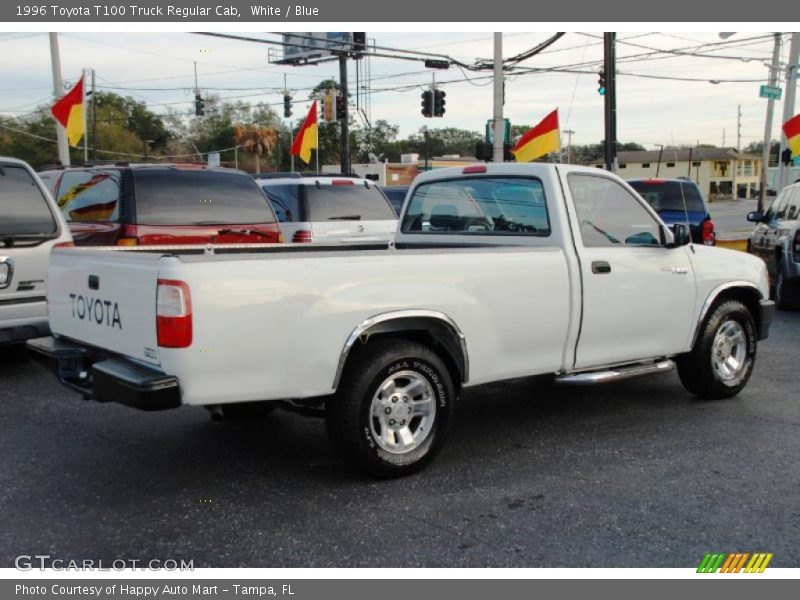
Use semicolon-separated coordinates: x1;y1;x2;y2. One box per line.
555;359;675;386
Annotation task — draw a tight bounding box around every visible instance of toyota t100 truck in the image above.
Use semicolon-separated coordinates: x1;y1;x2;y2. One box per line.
28;164;774;478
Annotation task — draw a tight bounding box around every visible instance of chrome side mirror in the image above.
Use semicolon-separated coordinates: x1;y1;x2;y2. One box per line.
747;211;764;223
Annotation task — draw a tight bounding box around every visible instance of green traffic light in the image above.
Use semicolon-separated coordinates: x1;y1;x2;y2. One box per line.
598;87;606;95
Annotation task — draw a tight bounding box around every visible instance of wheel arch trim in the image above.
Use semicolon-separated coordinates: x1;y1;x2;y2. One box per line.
691;281;762;347
332;309;469;391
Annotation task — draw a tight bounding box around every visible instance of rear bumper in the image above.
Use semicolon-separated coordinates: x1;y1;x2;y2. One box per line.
0;299;49;344
26;336;181;411
759;299;776;341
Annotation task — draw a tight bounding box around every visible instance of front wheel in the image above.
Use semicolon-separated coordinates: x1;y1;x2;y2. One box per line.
326;339;455;478
677;299;757;399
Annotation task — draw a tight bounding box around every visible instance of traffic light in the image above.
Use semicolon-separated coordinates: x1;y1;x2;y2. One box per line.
782;147;793;165
335;94;346;121
283;94;292;118
433;89;446;117
194;93;205;116
322;92;335;122
421;90;433;118
352;32;366;57
597;70;606;96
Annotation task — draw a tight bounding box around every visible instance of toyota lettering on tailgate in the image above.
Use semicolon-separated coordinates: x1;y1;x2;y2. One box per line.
69;293;123;329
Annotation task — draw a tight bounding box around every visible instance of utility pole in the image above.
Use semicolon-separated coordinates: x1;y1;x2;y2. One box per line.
737;104;742;152
91;68;97;160
49;33;70;166
493;33;504;163
759;33;782;213
563;129;575;164
603;32;618;172
722;129;726;147
338;54;350;173
779;32;800;192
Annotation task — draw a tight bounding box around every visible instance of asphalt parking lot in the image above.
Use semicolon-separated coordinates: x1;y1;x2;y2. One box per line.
1;310;799;569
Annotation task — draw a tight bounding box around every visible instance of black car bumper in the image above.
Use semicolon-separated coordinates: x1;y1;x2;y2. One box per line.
759;299;776;341
26;336;181;411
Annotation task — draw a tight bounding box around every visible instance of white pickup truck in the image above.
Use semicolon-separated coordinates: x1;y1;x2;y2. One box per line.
28;164;774;478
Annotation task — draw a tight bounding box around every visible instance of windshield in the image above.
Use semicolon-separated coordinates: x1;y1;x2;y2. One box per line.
628;180;705;213
0;165;58;236
133;169;276;226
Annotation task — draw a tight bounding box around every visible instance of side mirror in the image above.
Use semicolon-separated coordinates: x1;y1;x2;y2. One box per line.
670;223;692;247
747;211;764;223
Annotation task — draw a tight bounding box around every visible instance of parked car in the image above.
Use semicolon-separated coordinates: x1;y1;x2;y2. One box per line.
259;176;397;243
628;178;715;245
746;181;800;309
47;163;282;246
380;186;410;216
0;157;73;348
29;163;773;478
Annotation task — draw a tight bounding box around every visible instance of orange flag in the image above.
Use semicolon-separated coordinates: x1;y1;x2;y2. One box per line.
511;109;560;163
51;74;85;147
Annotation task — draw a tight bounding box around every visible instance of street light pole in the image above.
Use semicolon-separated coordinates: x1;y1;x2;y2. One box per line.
759;33;782;213
492;33;504;163
49;33;70;167
778;32;800;192
603;32;618;172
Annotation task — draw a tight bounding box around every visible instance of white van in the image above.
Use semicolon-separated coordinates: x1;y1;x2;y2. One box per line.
0;157;72;347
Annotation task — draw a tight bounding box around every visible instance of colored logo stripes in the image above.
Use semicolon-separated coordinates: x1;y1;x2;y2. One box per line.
697;552;773;573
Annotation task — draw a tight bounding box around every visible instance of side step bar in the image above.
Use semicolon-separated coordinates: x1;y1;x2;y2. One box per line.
555;359;675;386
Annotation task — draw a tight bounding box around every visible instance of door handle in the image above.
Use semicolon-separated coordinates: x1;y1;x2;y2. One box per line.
591;260;611;274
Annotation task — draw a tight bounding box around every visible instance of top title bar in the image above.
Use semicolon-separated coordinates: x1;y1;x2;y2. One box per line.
2;0;798;22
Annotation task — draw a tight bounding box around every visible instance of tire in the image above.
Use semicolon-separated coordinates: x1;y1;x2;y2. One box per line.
774;269;800;311
326;339;455;478
221;401;275;422
677;299;757;400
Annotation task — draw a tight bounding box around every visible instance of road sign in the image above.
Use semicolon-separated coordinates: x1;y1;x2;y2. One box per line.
485;118;511;144
759;85;782;100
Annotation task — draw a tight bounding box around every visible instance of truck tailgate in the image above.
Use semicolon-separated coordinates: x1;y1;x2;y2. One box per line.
47;248;162;366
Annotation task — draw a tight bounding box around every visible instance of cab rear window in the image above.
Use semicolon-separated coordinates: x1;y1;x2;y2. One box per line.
0;165;57;236
401;177;550;236
133;169;276;226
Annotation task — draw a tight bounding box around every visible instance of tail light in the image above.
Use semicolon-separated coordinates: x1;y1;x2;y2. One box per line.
54;241;74;248
117;237;138;246
332;179;354;186
156;279;192;348
292;230;313;243
701;219;715;246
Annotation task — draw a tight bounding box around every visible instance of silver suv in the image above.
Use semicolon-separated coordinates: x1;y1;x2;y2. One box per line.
259;176;397;244
1;157;72;347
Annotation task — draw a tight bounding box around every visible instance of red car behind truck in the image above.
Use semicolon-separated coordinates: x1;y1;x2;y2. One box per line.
42;163;283;246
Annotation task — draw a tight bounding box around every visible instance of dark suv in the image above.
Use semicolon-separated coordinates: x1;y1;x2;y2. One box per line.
747;181;800;310
46;163;283;246
628;178;715;245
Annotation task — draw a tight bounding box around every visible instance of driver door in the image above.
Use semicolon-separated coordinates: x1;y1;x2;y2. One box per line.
563;172;697;369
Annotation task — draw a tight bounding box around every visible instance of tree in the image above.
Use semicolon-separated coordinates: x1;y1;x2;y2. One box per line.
234;124;277;173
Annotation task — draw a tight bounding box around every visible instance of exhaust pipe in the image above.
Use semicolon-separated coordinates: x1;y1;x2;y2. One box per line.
208;405;224;423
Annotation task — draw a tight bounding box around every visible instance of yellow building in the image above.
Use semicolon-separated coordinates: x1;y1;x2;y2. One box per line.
591;148;762;201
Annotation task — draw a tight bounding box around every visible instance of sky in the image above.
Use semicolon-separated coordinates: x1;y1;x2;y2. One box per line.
0;31;793;152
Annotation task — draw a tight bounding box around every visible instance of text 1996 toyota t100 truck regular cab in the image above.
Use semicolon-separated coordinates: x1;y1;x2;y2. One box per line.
29;164;775;478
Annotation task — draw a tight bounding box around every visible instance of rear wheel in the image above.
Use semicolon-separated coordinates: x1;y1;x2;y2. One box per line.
326;339;455;478
677;299;757;399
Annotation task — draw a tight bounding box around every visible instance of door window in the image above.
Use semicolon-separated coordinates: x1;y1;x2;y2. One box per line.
567;174;661;247
0;165;58;236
